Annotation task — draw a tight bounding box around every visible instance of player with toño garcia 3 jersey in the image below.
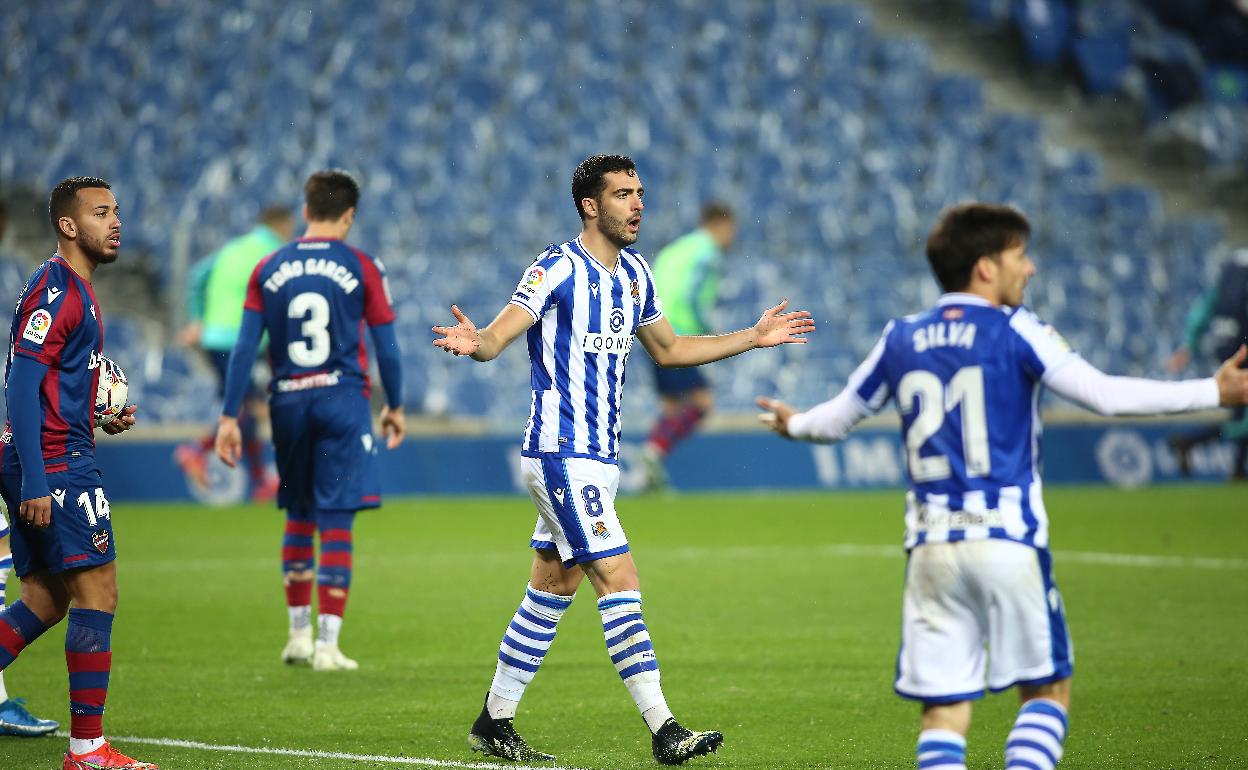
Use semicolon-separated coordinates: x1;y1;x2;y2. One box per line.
216;169;405;672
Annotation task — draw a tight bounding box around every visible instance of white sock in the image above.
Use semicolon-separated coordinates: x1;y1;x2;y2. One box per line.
486;691;519;720
598;591;673;734
70;737;107;755
288;605;312;633
318;614;343;647
0;553;9;701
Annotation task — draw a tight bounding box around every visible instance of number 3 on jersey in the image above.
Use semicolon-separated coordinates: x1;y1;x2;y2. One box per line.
288;292;331;367
898;366;991;482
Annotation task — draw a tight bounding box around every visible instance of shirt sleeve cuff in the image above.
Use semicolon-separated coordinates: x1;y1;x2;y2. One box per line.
508;299;540;322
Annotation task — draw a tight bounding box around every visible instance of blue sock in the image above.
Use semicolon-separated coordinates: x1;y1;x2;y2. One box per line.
0;601;49;671
1005;699;1068;770
66;608;113;740
917;729;966;770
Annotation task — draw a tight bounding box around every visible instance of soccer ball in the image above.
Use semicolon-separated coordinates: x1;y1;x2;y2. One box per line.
94;356;129;428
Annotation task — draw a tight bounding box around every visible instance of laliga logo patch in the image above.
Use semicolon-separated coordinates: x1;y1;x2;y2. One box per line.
525;266;546;288
630;279;641;305
610;308;625;333
22;309;52;344
591;520;610;539
92;530;110;554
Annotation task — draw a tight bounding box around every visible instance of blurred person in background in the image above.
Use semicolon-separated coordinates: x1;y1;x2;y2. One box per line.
639;202;737;492
0;199;60;738
1166;246;1248;480
175;205;294;500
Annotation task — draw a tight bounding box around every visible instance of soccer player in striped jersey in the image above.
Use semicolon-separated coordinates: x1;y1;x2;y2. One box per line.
0;177;156;769
433;154;814;765
757;203;1248;770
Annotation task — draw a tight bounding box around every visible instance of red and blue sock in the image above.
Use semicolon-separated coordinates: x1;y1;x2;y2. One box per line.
0;601;50;671
66;608;112;740
646;404;707;456
316;510;354;645
283;509;317;631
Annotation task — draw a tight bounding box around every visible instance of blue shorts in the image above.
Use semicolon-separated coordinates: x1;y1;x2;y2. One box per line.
651;360;709;396
1;460;117;578
269;386;381;512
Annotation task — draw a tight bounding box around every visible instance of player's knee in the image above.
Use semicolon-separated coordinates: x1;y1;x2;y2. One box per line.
1019;676;1072;709
283;568;316;583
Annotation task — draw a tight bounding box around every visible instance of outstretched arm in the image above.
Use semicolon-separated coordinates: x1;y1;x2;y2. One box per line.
1045;346;1248;415
756;389;873;443
637;299;814;368
432;303;535;362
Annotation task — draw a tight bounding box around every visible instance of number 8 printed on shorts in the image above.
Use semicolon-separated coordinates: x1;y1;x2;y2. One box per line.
581;485;604;516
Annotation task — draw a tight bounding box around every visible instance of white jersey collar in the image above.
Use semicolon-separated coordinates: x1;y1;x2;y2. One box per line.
937;292;994;308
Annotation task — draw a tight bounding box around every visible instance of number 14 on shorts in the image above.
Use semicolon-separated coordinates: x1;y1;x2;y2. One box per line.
76;488;111;526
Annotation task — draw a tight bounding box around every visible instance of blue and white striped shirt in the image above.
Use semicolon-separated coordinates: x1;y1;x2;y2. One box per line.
848;294;1079;550
509;237;663;463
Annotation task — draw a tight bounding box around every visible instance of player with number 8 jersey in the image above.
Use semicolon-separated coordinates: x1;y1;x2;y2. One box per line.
216;170;405;672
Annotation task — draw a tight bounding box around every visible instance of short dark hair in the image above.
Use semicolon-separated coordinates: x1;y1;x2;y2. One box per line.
304;170;360;221
49;176;112;236
258;205;293;227
700;201;735;225
926;203;1031;292
571;154;636;221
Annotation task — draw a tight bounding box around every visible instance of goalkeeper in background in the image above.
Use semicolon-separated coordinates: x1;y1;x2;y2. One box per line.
175;206;293;500
639;202;737;492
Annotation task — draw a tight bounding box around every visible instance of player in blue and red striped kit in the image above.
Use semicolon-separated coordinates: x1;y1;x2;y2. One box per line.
0;177;156;769
216;170;404;672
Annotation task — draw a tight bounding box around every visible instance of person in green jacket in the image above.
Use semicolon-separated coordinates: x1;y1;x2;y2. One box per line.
175;206;294;498
640;202;737;491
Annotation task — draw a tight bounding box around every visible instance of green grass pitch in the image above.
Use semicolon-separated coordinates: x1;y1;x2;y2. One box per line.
2;486;1245;769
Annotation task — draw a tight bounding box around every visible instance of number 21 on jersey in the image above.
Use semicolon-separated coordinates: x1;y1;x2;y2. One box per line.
898;366;991;482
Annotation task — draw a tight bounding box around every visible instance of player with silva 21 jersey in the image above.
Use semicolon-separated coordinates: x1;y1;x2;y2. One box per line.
757;203;1248;770
217;170;404;673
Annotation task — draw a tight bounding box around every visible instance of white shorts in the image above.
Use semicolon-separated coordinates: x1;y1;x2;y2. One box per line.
0;509;7;536
895;539;1073;703
522;455;629;567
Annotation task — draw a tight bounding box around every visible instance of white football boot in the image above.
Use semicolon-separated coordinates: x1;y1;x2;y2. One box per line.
312;640;359;671
281;627;314;665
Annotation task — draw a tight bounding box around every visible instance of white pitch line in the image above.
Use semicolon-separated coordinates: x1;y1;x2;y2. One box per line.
52;732;585;770
662;542;1248;570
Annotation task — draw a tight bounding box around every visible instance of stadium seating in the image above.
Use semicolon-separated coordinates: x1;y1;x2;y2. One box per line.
0;0;1235;422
